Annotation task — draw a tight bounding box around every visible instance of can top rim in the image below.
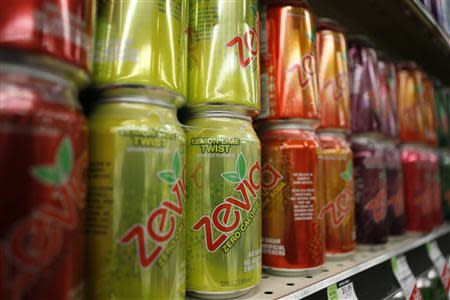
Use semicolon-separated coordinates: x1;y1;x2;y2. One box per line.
96;96;176;109
0;49;89;87
183;105;254;121
317;18;345;33
263;0;311;9
255;119;316;132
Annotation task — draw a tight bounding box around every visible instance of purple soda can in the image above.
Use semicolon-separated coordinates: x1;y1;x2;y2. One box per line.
348;37;382;135
351;136;389;246
377;57;399;140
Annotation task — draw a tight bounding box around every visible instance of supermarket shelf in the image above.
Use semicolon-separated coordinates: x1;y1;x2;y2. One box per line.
187;224;449;300
308;0;450;85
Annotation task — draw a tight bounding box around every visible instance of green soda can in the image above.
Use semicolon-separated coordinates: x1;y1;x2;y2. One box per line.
86;93;186;300
94;0;188;107
184;108;262;298
188;0;260;113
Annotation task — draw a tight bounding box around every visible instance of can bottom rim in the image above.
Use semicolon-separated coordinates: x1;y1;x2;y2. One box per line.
263;264;323;276
187;285;254;299
326;250;355;260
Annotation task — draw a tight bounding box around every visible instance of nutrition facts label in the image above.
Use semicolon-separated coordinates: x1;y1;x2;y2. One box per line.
291;172;315;221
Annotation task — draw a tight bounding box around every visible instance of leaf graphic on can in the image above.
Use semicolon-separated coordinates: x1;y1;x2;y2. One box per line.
222;172;241;184
236;153;247;180
31;137;73;186
173;151;180;179
159;151;180;184
340;161;353;182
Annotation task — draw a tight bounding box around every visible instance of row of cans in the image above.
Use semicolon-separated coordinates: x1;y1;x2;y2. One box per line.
420;0;450;35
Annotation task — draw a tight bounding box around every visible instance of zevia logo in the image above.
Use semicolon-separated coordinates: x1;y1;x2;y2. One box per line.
2;137;86;299
286;53;316;89
319;161;354;226
261;163;285;202
192;153;261;254
119;151;186;268
226;5;259;69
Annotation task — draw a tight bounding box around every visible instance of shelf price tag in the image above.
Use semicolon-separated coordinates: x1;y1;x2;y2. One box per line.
391;255;423;300
327;279;358;300
426;241;450;297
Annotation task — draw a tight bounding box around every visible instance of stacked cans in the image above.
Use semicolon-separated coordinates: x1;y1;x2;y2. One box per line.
348;37;390;247
396;63;445;233
0;1;95;299
86;1;188;299
258;1;325;275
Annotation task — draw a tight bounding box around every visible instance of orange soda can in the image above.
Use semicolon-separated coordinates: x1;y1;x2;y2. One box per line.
422;75;438;146
259;0;320;121
316;19;351;131
318;132;356;258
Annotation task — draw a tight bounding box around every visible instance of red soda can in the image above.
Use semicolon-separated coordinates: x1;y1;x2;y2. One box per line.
259;1;320;121
0;0;95;73
382;141;406;236
428;149;444;228
0;60;88;299
318;132;355;258
396;63;425;143
351;136;389;246
401;145;433;233
258;121;325;275
316;19;351;131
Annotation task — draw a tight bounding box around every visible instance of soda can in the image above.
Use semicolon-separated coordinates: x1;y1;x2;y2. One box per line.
94;0;188;107
318;132;355;258
0;0;95;73
86;95;186;299
428;149;444;228
396;63;424;143
188;0;260;112
0;60;88;299
351;136;389;246
422;75;438;146
257;121;325;274
316;19;351;130
401;144;432;233
185;108;261;298
348;37;382;135
382;141;406;236
434;82;450;147
377;57;399;140
439;149;450;221
259;1;320;121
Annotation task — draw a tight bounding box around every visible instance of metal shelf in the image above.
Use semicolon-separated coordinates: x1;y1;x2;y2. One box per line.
307;0;450;85
186;225;449;300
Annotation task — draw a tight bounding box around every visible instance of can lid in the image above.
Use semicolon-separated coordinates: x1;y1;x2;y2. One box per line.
263;0;311;9
255;119;316;132
347;34;375;49
0;49;89;87
94;85;177;109
350;133;385;144
317;18;344;33
182;105;252;121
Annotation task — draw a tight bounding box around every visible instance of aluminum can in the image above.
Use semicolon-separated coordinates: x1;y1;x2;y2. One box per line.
378;58;399;140
439;149;450;221
435;83;450;147
382;141;406;236
318;132;355;258
259;2;320;121
94;0;188;107
428;149;444;228
316;19;351;130
185;109;261;298
422;76;438;146
348;38;382;135
86;97;186;300
401;145;433;233
0;61;87;299
396;63;426;144
351;136;389;245
188;0;260;112
0;0;95;73
258;122;325;274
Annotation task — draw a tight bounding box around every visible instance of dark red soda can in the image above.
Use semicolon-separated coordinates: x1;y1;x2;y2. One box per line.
259;1;320;121
348;37;382;135
382;141;406;235
0;0;95;73
401;145;433;233
351;136;389;246
0;60;88;299
258;121;325;275
428;149;444;228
